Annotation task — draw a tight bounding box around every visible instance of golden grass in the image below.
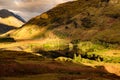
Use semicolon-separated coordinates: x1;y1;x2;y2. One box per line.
10;25;47;40
101;50;120;57
104;63;120;76
0;37;69;52
0;16;24;28
82;62;120;76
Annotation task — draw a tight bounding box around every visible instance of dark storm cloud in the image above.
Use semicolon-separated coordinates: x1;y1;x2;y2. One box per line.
0;0;73;21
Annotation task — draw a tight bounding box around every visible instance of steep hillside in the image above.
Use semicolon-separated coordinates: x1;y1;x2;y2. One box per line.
0;9;25;34
9;0;120;44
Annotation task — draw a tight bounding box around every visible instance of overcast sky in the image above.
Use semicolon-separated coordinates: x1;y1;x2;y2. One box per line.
0;0;73;21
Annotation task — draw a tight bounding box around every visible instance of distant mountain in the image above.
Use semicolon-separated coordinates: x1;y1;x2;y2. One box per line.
0;9;25;34
10;0;120;44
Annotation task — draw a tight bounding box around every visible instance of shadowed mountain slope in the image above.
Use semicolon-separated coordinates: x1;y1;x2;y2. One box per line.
0;9;25;34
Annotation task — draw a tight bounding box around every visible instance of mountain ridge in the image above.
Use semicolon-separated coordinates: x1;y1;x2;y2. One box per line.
9;0;120;44
0;9;25;34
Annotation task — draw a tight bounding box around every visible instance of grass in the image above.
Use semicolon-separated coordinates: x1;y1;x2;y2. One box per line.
0;0;120;79
33;38;68;51
0;74;60;80
0;38;119;64
53;31;70;39
6;0;119;45
0;16;24;28
0;50;43;61
0;61;119;80
0;49;120;79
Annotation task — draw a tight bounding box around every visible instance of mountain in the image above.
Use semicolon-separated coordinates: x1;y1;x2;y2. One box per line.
0;9;25;34
9;0;120;44
0;0;120;78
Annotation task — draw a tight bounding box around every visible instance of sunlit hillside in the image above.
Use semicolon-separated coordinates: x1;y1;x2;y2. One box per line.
0;9;25;34
9;0;120;44
0;0;120;79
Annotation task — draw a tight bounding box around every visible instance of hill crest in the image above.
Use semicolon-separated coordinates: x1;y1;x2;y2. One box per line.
9;0;120;44
0;9;25;34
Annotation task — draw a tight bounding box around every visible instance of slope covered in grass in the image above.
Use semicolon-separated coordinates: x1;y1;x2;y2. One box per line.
0;50;120;80
0;9;25;34
9;0;120;44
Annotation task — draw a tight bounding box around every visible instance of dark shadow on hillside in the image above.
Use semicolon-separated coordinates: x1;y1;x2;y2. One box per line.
0;23;16;34
0;9;26;23
0;37;16;42
34;48;74;58
0;50;120;79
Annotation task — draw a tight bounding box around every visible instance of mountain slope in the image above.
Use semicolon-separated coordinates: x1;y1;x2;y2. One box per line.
1;0;120;78
9;0;120;44
0;0;120;72
0;9;25;34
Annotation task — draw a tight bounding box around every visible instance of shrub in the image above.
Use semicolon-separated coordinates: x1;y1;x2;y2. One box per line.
81;53;103;62
50;17;64;24
73;54;82;63
37;19;49;26
81;17;94;28
73;21;79;28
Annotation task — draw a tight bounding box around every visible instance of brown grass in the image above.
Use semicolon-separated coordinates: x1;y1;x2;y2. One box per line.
0;50;119;79
0;60;120;80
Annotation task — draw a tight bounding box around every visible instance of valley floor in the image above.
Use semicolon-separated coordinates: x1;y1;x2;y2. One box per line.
0;50;120;80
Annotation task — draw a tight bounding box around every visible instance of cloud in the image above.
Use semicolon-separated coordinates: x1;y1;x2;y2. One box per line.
0;0;74;21
10;10;40;20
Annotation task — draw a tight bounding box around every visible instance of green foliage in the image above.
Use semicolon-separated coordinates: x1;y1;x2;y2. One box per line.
73;53;98;63
81;53;103;62
103;56;120;63
73;54;82;63
77;41;105;53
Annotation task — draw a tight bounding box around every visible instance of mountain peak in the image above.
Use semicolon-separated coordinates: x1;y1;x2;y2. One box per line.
0;9;13;18
0;9;25;22
0;9;25;34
